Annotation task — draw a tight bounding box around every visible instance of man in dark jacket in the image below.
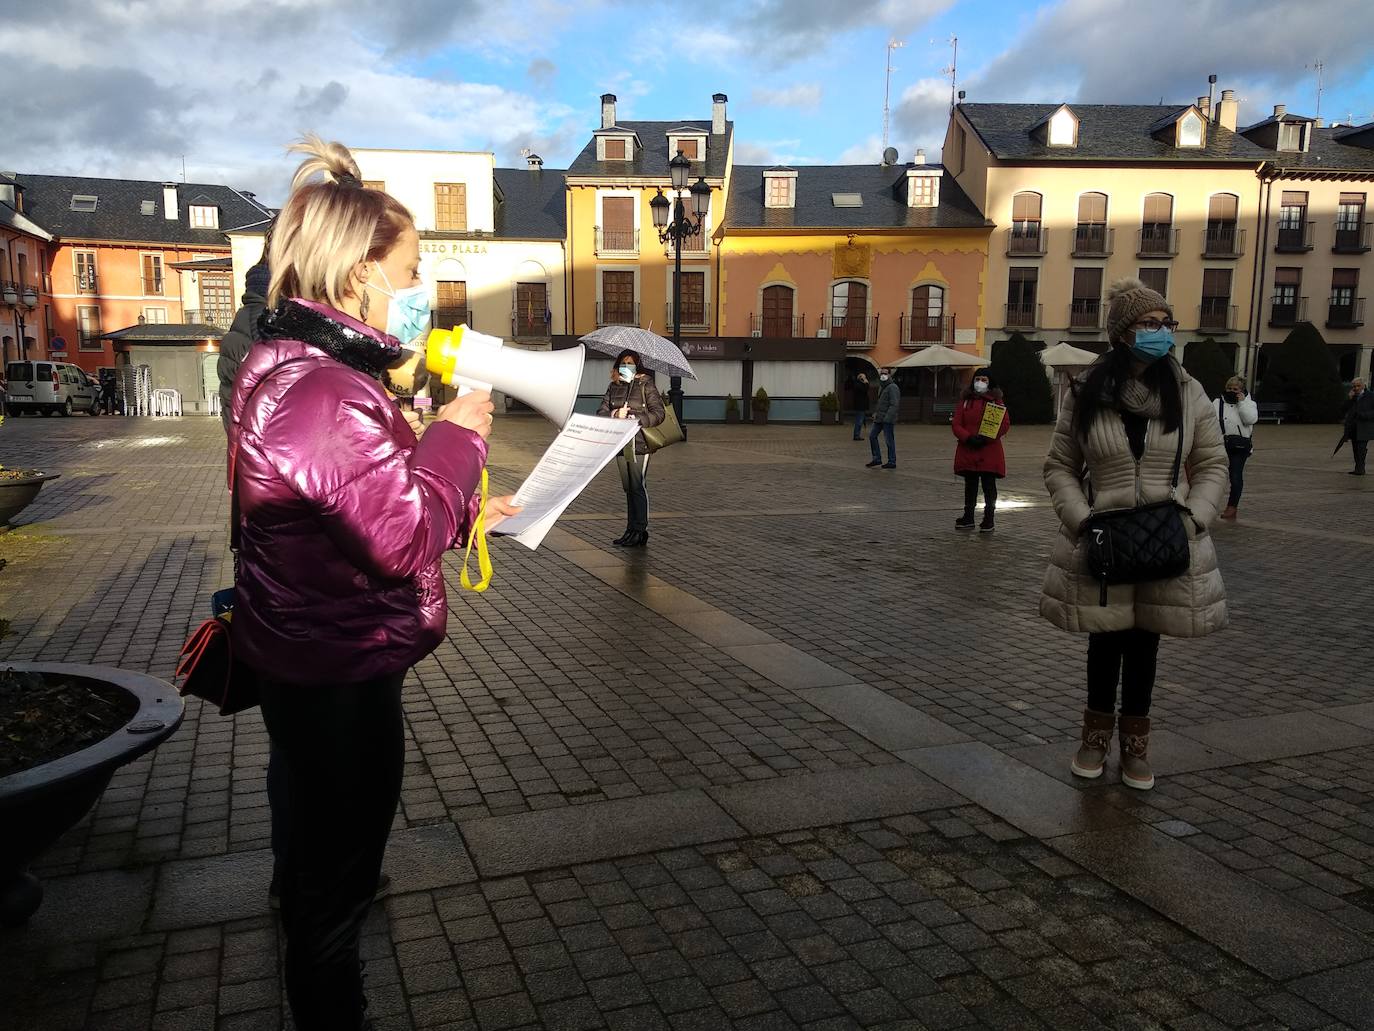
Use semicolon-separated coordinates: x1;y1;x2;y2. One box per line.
1344;377;1373;475
217;260;270;431
865;368;900;469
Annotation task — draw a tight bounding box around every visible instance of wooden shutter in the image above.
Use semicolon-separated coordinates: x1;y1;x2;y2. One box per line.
602;197;633;230
1208;194;1238;221
1071;267;1103;300
434;183;467;231
1339;192;1365;206
604;138;626;160
1137;268;1168;296
1142;194;1172;223
1273;267;1301;286
515;282;547;333
676;139;699;159
1332;268;1359;287
762;285;793;335
1012;192;1041;220
1202;269;1232;297
1280;191;1308;207
679;272;705;323
142;253;162;293
602;271;634;323
1077;193;1107;223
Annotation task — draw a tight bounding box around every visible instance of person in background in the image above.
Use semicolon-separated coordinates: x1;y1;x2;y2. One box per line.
1344;377;1373;475
865;367;899;469
218;234;272;430
596;349;665;547
849;369;870;440
1041;278;1228;792
1216;375;1258;518
952;367;1011;533
99;368;118;415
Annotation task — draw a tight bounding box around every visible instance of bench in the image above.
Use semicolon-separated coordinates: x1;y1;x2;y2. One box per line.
931;402;956;425
1256;402;1289;425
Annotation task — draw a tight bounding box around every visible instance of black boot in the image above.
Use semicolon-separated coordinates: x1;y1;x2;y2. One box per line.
623;529;649;547
955;513;975;530
612;526;633;546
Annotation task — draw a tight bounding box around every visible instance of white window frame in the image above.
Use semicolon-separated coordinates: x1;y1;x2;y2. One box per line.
139;252;166;296
142;306;169;324
189;204;219;229
1048;108;1078;147
597;135;634;161
1177;111;1204;147
595;189;641;257
765;176;796;209
73;249;98;293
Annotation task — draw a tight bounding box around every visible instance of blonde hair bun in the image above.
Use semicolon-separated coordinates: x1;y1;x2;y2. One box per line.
287;132;363;193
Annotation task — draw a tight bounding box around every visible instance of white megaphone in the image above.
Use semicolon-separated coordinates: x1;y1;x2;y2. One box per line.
419;326;584;427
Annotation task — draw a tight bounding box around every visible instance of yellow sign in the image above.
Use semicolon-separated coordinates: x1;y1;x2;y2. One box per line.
978;402;1007;438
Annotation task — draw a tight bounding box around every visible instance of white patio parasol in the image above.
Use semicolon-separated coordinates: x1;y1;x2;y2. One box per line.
1039;342;1101;367
890;345;986;414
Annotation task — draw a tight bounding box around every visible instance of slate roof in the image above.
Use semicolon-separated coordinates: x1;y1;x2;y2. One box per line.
1242;121;1374;173
725;165;988;231
493;167;567;240
102;322;224;342
14;174;272;246
958;103;1270;163
567;120;733;180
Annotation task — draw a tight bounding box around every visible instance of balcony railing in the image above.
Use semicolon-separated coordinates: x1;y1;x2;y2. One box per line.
1072;225;1114;257
665;302;709;330
1198;299;1237;333
1136;226;1179;257
1275;220;1315;253
1327;296;1366;329
1202;225;1245;258
184;308;233;330
749;313;805;338
1005;226;1047;256
511;310;551;338
1068;299;1102;331
432;308;473;331
1268;295;1308;327
666;234;709;258
1004;302;1041;329
899;313;953;347
76;271;97;292
1333;221;1373;253
142;276;164;296
596;301;639;327
594;227;639;256
820;313;878;347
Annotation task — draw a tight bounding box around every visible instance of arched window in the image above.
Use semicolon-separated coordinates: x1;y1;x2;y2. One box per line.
908;285;946;343
1206;193;1240;256
1075;192;1108;254
760;284;795;338
1010;192;1042;254
1140;193;1174;254
830;281;869;342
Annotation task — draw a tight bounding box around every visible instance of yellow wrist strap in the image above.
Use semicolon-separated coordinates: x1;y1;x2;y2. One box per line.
460;467;493;593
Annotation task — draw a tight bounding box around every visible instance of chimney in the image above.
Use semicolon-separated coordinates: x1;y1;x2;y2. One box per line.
1315;117;1325;128
600;93;617;129
1197;95;1210;116
914;148;926;165
1215;89;1238;131
162;182;178;221
712;93;728;136
1273;103;1286;119
527;153;544;170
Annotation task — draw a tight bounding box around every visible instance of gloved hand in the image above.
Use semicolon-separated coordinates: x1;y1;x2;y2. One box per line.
966;434;989;448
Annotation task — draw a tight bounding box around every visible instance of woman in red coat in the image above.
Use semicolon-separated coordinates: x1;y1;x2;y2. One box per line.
952;367;1010;532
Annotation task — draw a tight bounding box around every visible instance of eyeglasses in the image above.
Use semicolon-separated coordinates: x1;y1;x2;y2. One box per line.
1133;318;1179;332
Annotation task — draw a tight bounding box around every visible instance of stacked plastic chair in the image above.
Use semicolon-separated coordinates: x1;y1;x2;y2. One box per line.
152;388;183;417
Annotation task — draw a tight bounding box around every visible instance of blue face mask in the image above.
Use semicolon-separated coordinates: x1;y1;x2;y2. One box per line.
618;365;635;382
369;264;430;345
1130;327;1174;363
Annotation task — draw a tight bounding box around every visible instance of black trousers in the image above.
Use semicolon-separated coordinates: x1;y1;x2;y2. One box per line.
258;671;407;1031
1355;439;1369;474
961;472;998;518
1226;449;1249;507
1086;629;1160;717
616;449;651;531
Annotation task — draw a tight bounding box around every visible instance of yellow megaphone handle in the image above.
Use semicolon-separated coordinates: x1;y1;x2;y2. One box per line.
459;467;493;593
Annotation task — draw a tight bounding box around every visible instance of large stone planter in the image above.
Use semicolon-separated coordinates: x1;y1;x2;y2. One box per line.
0;471;60;526
0;662;183;925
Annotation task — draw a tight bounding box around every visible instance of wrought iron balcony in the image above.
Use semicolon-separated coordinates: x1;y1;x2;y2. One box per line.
1268;295;1308;327
1004;302;1041;329
1202;226;1245;258
749;313;804;338
1068;299;1102;332
1326;296;1365;329
665;302;709;330
1274;220;1315;253
899;313;953;347
1072;225;1113;257
1198;300;1237;333
594;227;639;256
183;308;233;330
596;301;639;327
1005;226;1047;256
1333;221;1372;253
510;309;551;338
820;313;878;347
666;233;709;258
1136;226;1179;257
141;276;164;296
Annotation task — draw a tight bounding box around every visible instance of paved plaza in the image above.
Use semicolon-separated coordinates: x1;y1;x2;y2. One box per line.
1;412;1372;1030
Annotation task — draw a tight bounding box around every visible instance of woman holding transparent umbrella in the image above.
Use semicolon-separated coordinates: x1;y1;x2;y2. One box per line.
595;348;665;546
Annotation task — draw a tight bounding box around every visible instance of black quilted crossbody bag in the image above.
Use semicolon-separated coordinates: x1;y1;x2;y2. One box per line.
1083;423;1192;606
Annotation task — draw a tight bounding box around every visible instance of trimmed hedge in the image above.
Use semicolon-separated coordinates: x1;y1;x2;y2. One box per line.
1255;323;1345;422
1182;338;1233;399
989;334;1054;423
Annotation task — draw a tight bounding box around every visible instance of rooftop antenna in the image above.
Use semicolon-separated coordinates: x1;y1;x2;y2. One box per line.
882;38;906;152
940;35;958;112
180;155;186;183
1307;61;1325;121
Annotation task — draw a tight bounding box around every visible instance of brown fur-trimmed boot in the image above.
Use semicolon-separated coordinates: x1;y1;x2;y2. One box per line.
1118;715;1155;790
1070;709;1115;779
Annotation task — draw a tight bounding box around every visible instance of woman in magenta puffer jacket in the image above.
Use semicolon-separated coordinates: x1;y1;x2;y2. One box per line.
227;135;517;1031
951;367;1011;533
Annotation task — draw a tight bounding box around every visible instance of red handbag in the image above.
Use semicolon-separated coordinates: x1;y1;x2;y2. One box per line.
175;610;259;716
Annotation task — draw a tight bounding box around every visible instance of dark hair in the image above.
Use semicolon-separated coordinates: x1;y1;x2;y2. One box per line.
614;350;641;368
1073;346;1183;439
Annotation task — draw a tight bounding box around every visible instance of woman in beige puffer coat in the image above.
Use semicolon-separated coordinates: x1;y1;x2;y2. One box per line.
1041;278;1228;791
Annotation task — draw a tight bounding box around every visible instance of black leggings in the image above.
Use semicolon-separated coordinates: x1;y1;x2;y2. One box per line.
259;670;407;1031
1087;629;1160;717
962;472;997;517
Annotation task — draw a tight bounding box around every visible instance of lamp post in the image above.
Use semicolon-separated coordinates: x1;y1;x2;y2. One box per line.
650;150;711;439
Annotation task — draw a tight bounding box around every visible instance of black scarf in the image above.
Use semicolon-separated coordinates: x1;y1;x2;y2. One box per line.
258;300;402;381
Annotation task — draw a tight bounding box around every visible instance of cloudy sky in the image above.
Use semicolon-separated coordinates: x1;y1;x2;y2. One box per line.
3;0;1373;203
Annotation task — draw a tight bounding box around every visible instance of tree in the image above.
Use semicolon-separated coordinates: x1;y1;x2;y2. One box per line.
1182;338;1233;399
1255;322;1345;423
989;334;1054;423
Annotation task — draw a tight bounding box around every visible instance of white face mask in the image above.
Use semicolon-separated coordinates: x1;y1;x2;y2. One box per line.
973;380;989;394
879;374;889;382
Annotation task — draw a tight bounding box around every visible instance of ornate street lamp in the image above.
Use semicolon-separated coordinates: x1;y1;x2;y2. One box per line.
651;150;711;438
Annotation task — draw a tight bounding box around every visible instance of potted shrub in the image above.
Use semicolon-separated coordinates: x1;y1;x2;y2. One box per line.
752;388;771;426
724;394;740;424
818;391;839;425
0;662;184;924
0;415;61;526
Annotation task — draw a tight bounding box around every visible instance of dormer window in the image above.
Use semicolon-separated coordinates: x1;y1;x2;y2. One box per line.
906;169;940;208
1048;107;1078;147
598;134;635;161
70;194;97;212
190;204;219;229
1178;110;1204;147
674;139;699;159
764;168;797;209
1278;122;1304;152
665;128;707;163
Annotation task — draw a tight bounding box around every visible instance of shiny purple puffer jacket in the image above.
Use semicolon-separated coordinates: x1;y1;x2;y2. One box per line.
228;300;485;685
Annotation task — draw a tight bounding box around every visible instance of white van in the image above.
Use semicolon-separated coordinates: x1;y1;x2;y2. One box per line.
4;361;102;417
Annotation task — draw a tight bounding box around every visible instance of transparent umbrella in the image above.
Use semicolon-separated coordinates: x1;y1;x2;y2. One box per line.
578;326;697;380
